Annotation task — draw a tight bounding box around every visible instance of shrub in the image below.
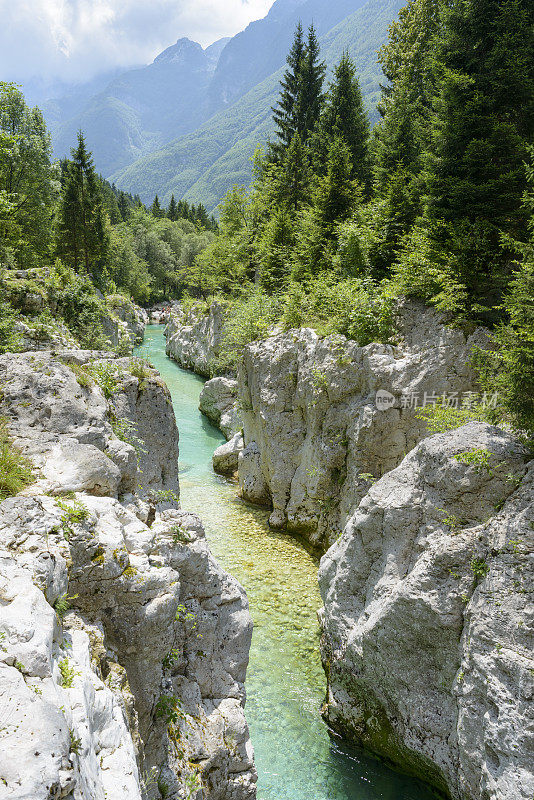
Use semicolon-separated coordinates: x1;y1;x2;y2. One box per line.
58;658;78;688
416;403;496;434
0;298;22;354
216;289;279;372
0;420;33;500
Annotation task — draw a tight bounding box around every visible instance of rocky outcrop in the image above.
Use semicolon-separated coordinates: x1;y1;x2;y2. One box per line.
0;351;256;800
318;422;533;800
213;433;244;476
236;301;488;550
103;297;148;349
199;377;241;440
166;302;226;377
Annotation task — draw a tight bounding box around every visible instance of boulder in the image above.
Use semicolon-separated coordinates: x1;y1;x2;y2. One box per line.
165;301;226;377
213;432;244;475
200;377;242;439
236;300;489;549
318;422;533;800
0;348;256;799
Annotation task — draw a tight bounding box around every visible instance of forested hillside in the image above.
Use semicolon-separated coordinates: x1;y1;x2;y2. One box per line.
112;0;403;209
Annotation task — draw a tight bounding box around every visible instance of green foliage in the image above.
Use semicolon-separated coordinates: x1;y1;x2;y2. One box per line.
162;649;180;669
55;132;110;289
54;593;79;620
318;52;371;192
453;449;492;472
69;729;82;755
110;416;147;462
216;290;279;372
281;274;395;345
84;362;120;399
56;498;89;540
416;403;495;434
154;695;183;725
0;420;33;500
0;82;57;267
470;556;489;583
0;296;22;354
58;658;78;689
471;149;534;438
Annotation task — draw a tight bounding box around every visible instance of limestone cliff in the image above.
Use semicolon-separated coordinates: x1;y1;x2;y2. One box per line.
318;422;533;800
0;351;256;800
166;303;225;377
236;301;488;550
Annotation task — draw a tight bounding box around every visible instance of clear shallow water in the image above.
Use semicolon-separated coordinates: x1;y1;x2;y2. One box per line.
135;326;437;800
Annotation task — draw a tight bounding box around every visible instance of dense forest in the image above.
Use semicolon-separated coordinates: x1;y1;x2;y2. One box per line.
1;0;533;435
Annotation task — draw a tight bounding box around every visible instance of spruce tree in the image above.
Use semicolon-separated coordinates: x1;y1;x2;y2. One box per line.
297;25;326;142
319;53;371;192
276;133;311;210
56;131;109;284
118;190;130;221
151;195;165;218
422;0;534;316
271;23;305;158
167;194;178;221
292;136;358;280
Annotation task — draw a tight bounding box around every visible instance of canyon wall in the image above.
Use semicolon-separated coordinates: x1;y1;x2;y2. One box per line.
0;349;256;800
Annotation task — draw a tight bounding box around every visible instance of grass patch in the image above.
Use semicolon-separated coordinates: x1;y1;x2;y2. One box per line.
0;419;33;500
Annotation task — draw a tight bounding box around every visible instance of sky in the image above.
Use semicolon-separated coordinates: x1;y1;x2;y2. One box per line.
0;0;275;85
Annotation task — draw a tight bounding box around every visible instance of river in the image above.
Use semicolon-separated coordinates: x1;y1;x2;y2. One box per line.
135;325;436;800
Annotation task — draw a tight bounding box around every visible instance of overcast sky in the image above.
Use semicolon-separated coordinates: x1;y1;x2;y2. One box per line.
0;0;275;85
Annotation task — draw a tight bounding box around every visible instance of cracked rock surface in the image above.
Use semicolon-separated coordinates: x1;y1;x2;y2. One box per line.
319;422;533;800
0;350;256;800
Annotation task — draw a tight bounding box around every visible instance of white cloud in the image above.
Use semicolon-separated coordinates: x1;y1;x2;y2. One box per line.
0;0;275;83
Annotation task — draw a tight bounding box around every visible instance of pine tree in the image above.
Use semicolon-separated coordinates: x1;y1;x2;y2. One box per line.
297;25;326;142
271;23;305;158
55;131;109;284
118;191;129;221
276;133;311;210
151;195;165;218
319;53;371;192
422;0;534;316
167;194;178;221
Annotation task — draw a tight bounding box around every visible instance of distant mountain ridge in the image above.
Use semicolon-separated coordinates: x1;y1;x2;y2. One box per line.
111;0;403;212
47;36;231;176
41;0;401;212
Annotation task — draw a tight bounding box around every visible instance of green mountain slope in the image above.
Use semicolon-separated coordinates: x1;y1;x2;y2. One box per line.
112;0;402;212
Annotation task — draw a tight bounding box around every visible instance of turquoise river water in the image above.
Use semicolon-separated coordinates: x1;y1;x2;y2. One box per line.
135;326;436;800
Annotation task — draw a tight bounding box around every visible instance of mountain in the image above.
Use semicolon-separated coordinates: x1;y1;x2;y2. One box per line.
111;0;402;211
48;37;230;176
206;0;367;112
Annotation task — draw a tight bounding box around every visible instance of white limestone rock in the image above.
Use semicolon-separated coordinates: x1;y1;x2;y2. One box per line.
236;300;489;550
165;302;226;377
213;433;244;476
200;377;242;439
0;349;256;800
318;422;533;800
0;352;178;501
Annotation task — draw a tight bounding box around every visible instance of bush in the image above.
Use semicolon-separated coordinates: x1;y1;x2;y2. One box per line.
0;298;22;353
216;288;280;372
0;420;33;500
281;274;396;345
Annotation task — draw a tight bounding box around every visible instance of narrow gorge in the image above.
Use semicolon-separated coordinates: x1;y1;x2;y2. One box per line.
164;303;534;800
